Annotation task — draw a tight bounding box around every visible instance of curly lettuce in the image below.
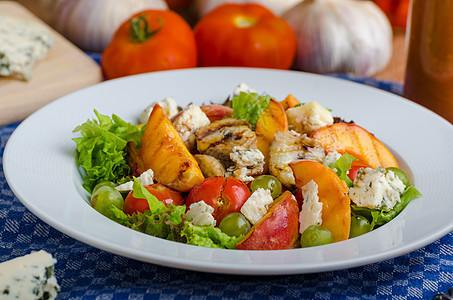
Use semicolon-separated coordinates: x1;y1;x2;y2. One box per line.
328;152;358;187
232;92;270;127
109;179;243;249
73;110;142;193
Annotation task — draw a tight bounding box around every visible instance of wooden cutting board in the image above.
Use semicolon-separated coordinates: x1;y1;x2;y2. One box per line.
0;1;103;126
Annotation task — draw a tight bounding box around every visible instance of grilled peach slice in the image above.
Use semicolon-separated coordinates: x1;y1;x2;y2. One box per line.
236;191;299;250
310;123;398;168
280;94;301;110
140;104;204;192
255;99;288;173
289;160;350;242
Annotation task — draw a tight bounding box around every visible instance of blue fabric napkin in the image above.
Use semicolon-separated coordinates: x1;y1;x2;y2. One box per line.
0;77;451;300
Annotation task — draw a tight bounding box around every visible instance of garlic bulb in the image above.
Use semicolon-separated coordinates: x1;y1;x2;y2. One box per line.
54;0;168;52
283;0;392;76
196;0;302;17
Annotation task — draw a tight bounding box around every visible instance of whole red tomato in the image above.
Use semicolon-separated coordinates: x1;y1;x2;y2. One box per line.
102;9;197;79
185;176;251;224
124;183;184;215
193;3;296;69
374;0;409;28
165;0;194;11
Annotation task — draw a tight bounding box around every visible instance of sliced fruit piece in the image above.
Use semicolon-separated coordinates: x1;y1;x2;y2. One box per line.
140;104;204;192
310;123;398;168
236;191;299;250
289;160;350;242
255;99;288;173
200;104;233;122
280;94;301;110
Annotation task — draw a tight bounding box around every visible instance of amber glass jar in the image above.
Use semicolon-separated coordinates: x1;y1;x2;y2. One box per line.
403;0;453;123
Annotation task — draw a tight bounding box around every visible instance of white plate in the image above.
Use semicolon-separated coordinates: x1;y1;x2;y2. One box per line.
4;68;453;275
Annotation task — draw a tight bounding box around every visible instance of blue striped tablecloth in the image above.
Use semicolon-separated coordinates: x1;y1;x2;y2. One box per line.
0;75;451;300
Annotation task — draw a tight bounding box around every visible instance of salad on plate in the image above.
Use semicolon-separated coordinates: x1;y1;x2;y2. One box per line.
72;83;421;250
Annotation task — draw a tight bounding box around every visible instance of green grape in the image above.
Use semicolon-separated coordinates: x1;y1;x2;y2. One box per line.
349;215;372;238
219;213;251;237
250;175;282;199
92;181;116;195
90;186;124;219
385;167;410;187
300;225;334;248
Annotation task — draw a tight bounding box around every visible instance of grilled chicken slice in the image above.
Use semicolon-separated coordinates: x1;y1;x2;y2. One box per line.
196;118;257;168
269;130;325;189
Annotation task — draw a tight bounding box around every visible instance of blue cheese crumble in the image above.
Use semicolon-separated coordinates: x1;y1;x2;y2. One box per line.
0;14;53;81
228;146;265;183
299;180;323;234
240;188;274;224
0;250;59;300
349;167;405;211
186;201;216;227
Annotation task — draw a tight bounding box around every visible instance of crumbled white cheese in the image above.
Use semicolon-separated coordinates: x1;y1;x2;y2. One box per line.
286;101;334;135
322;150;342;167
139;97;179;124
233;82;256;97
0;14;53;80
115;168;154;192
228;147;265;183
173;104;210;150
0;250;60;299
299;180;323;234
349;167;405;211
240;188;274;224
185;201;216;227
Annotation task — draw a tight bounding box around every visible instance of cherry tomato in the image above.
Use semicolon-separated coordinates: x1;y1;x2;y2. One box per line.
185;176;252;224
124;183;184;215
193;3;296;69
102;9;197;79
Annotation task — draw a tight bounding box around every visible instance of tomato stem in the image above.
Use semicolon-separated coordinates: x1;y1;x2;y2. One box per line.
130;15;164;43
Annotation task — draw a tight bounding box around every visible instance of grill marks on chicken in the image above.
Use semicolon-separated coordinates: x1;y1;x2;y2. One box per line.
196;118;258;168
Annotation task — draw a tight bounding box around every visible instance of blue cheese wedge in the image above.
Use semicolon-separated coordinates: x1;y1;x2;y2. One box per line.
0;250;59;299
0;14;53;81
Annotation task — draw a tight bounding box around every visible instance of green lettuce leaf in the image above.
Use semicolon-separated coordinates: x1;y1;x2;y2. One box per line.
73;110;142;193
180;222;242;249
108;179;186;241
351;185;422;230
109;179;241;248
132;178;165;212
232;92;270;127
328;152;358;187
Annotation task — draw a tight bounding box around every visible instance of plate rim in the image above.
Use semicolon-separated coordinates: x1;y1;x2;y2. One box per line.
4;67;453;275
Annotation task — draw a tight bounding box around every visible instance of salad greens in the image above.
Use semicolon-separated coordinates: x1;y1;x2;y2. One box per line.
351;185;422;230
109;178;242;249
73;110;142;193
232;92;270;127
329;152;358;187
